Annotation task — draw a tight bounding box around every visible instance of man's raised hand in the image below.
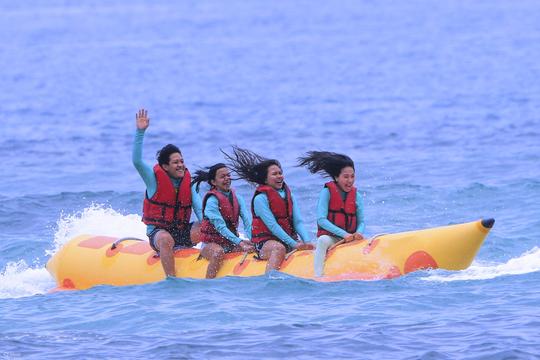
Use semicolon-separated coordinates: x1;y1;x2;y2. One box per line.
136;108;149;130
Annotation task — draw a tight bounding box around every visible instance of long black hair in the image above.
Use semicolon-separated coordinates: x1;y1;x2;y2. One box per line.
222;146;281;186
297;151;354;179
191;163;228;192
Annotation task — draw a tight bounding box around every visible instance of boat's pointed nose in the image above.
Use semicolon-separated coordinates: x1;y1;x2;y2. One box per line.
481;218;495;229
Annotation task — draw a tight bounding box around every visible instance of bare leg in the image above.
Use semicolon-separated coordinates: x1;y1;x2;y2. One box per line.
190;222;201;245
259;240;287;273
155;231;176;277
200;243;225;279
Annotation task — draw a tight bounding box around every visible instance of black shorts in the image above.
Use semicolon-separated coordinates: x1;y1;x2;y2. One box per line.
202;241;239;254
148;222;194;252
254;239;293;258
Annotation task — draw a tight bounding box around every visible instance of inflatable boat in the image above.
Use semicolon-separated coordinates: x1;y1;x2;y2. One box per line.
47;218;494;290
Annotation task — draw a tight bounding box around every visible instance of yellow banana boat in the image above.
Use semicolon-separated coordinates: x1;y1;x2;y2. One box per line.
46;218;494;290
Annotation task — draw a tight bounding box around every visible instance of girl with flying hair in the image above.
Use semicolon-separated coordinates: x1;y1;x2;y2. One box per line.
192;163;254;279
223;147;314;273
298;151;365;277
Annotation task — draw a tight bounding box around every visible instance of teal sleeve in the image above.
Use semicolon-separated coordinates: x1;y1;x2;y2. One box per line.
356;191;365;233
205;196;242;245
290;192;311;243
132;129;157;197
191;184;203;221
238;196;252;240
316;188;348;238
253;194;298;248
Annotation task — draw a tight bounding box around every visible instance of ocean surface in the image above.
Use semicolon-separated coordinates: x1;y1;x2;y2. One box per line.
1;1;539;359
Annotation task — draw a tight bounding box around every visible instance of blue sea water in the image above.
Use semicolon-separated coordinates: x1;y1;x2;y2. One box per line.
1;0;539;359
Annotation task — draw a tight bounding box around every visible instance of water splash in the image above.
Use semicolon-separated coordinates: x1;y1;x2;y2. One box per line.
1;204;147;299
0;260;55;299
423;247;540;282
46;203;147;256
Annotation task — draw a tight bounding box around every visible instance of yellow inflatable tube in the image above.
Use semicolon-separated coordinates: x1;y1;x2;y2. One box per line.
47;218;494;290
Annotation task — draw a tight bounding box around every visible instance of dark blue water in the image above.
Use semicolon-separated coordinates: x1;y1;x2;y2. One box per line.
1;1;539;359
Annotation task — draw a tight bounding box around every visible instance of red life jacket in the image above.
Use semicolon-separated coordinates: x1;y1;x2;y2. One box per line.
317;181;357;237
142;165;192;230
200;189;240;246
251;184;297;244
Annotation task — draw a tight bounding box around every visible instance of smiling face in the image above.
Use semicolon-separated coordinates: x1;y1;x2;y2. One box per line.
265;164;284;190
211;167;232;192
335;166;355;192
162;152;185;179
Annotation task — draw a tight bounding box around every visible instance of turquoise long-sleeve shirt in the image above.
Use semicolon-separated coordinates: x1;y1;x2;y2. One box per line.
317;187;365;238
132;129;203;235
203;190;252;245
253;189;310;248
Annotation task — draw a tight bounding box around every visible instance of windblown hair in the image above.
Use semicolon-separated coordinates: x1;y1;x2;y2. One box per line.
191;163;228;192
297;151;354;179
222;146;281;185
156;144;182;166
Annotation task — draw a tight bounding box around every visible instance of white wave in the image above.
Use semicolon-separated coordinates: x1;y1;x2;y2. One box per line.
0;260;55;299
1;205;148;299
46;203;147;256
423;247;540;282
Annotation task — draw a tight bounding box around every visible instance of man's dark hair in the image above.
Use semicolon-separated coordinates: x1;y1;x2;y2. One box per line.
156;144;182;166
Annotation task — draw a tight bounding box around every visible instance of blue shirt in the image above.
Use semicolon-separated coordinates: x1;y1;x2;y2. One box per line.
132;129;203;235
253;188;310;248
316;187;365;238
204;190;252;245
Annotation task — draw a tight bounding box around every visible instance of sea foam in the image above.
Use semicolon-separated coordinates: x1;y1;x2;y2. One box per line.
1;204;147;299
46;203;147;256
423;247;540;282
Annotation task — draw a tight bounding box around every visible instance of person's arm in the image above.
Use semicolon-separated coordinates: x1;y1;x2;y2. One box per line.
191;184;203;221
132;110;157;197
205;196;242;245
316;188;348;238
290;192;311;242
355;190;365;234
238;196;252;240
253;194;298;248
